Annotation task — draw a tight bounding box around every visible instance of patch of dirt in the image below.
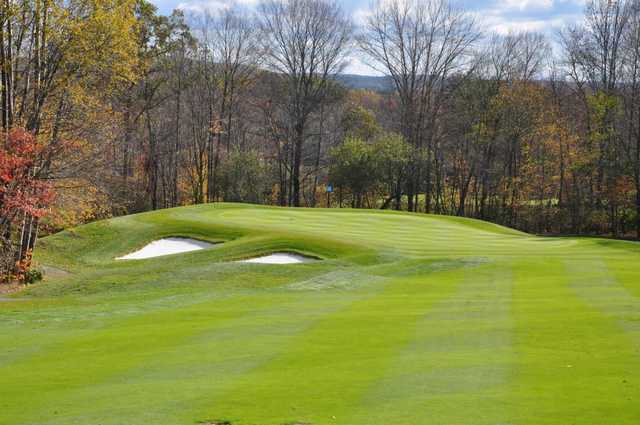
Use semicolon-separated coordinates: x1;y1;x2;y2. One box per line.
0;265;69;299
0;281;25;298
41;265;71;280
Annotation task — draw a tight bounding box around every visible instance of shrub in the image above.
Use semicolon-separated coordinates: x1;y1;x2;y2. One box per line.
22;268;43;284
219;149;269;203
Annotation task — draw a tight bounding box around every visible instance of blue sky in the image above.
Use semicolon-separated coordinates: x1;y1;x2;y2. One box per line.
149;0;586;75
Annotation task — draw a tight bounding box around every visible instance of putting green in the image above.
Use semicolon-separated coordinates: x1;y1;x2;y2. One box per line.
1;203;639;424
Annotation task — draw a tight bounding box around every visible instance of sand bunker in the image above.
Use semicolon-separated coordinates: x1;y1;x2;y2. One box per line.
238;253;316;264
116;237;213;260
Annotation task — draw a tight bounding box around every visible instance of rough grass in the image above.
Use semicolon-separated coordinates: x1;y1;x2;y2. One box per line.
1;203;639;424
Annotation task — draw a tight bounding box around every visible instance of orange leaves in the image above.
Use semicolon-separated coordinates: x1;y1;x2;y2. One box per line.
14;250;33;282
0;129;58;223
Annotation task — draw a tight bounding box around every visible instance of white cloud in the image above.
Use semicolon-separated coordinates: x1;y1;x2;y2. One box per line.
352;7;372;26
483;15;571;35
476;0;584;37
176;0;257;13
344;57;385;76
495;0;586;11
498;0;554;11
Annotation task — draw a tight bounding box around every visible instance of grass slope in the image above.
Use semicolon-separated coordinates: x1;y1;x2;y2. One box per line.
1;203;640;425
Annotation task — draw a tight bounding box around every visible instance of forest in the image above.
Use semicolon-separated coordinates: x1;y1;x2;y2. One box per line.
2;0;640;280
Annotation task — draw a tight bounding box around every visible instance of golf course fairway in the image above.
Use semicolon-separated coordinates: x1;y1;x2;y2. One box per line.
1;203;640;424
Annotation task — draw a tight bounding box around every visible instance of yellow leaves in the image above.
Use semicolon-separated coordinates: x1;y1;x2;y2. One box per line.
43;177;112;233
22;0;141;154
468;121;490;144
492;81;542;110
489;81;587;203
586;91;620;146
51;0;139;86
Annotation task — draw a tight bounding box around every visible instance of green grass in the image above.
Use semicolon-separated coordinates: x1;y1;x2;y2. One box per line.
1;203;640;424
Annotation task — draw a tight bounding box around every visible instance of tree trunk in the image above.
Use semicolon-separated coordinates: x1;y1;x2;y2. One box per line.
206;98;216;202
311;105;323;207
292;120;305;207
172;74;181;207
635;177;640;240
146;111;158;210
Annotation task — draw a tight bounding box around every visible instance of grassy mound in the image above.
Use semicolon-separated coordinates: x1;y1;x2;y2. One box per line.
1;203;639;424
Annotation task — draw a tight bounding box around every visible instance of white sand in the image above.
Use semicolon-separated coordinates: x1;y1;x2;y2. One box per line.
116;237;213;260
238;253;315;264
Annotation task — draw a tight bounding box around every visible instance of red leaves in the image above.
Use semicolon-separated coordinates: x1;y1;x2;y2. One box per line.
0;129;55;222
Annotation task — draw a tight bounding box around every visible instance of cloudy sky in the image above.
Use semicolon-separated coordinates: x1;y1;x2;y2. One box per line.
149;0;587;75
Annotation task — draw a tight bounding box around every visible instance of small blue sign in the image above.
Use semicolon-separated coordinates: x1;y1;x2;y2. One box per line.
327;184;333;193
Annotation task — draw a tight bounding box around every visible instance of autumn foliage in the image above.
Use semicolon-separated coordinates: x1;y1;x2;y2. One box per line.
0;129;56;281
0;130;54;220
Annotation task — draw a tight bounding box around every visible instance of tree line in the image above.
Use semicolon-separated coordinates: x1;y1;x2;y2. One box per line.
2;0;640;280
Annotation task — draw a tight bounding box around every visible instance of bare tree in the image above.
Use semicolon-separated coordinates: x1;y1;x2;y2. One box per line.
563;0;632;93
190;7;260;203
257;0;352;207
561;0;633;236
465;32;550;219
621;0;640;238
482;32;549;83
359;0;479;212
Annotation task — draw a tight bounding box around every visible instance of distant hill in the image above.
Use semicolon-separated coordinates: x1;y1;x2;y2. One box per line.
334;73;393;92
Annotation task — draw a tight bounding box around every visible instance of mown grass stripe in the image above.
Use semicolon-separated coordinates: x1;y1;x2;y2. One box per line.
14;292;372;425
198;264;471;425
348;261;514;425
565;258;640;357
0;293;305;423
509;258;640;423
